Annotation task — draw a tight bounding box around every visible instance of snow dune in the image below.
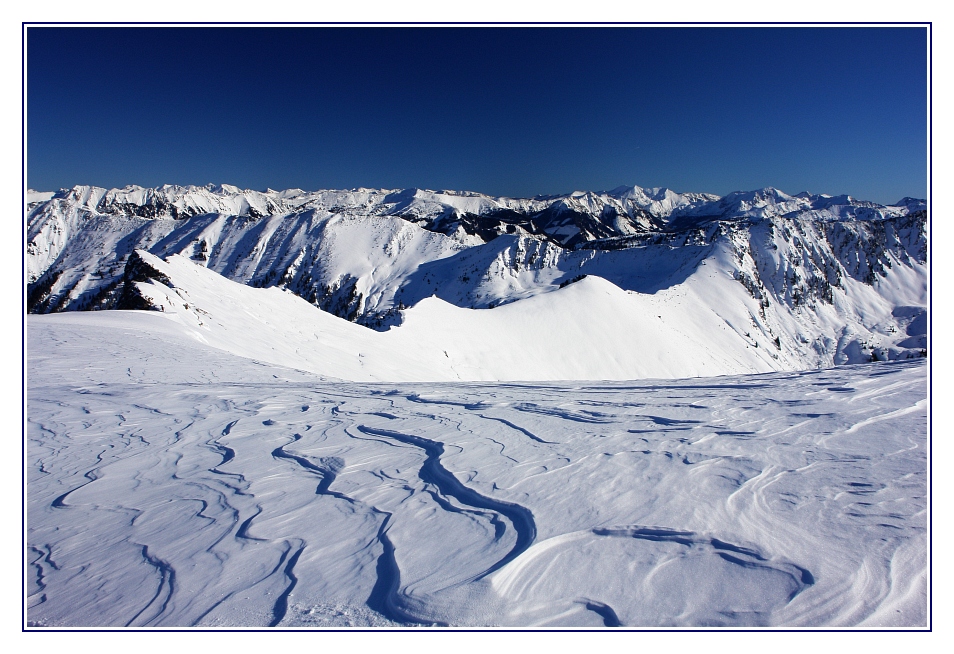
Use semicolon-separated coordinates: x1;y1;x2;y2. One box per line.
26;310;927;627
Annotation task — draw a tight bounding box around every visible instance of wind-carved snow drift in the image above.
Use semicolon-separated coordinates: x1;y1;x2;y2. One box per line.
26;313;928;627
27;183;926;378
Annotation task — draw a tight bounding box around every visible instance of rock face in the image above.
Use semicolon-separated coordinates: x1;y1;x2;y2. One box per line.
114;250;173;311
26;183;927;368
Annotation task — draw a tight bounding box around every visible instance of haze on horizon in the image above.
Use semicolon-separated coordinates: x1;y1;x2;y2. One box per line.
26;26;928;206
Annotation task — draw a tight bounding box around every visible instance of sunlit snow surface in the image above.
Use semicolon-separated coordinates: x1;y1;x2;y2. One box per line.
27;315;927;628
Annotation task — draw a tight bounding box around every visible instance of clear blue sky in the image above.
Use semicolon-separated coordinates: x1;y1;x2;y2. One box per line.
27;26;928;204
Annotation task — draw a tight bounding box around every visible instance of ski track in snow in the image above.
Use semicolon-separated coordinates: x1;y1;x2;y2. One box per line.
26;326;927;628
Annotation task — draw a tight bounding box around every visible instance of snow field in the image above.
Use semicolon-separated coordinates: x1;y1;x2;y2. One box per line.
26;314;927;627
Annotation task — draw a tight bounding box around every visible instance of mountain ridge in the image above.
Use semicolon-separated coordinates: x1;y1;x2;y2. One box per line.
26;182;927;377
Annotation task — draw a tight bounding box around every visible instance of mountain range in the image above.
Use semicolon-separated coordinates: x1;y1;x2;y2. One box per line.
26;183;927;380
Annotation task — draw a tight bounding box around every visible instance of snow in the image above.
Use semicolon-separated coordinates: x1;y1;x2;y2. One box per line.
106;250;785;381
27;189;55;203
104;245;924;382
26;310;927;627
23;182;930;629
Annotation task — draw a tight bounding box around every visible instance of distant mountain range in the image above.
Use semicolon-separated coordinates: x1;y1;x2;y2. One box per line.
26;183;927;378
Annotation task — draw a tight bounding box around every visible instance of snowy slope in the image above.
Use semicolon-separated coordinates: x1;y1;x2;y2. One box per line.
110;250;781;381
26;314;927;627
111;237;923;381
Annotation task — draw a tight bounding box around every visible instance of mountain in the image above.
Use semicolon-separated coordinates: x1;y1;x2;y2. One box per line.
25;184;930;626
26;183;927;378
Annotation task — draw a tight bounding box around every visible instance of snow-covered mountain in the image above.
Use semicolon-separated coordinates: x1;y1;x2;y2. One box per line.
26;183;927;376
25;183;930;627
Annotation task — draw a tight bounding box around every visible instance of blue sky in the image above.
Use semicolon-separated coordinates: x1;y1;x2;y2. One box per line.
27;26;927;204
